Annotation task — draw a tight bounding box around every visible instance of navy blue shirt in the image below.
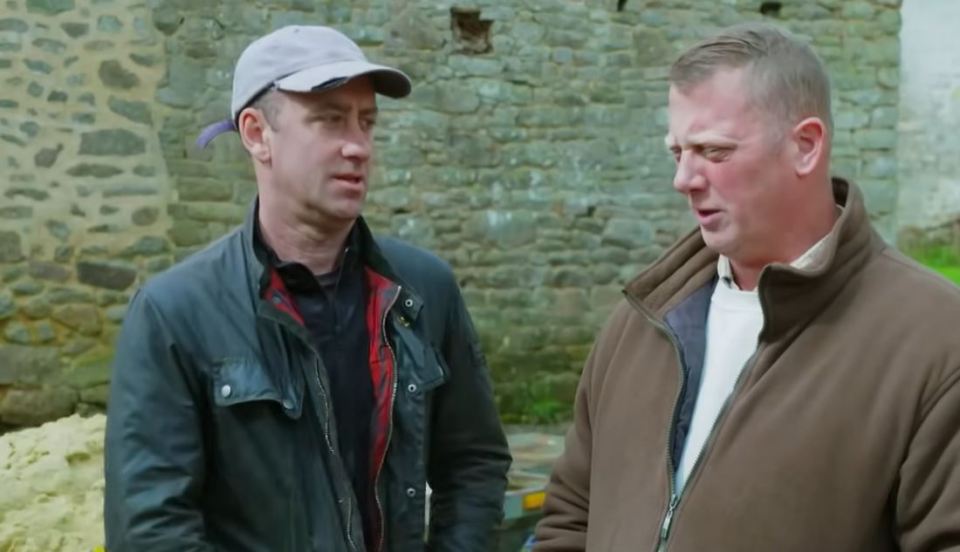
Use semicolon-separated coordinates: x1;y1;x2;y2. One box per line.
255;224;375;544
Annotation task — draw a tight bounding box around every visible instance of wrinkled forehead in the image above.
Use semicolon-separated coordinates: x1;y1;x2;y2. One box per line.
665;69;766;144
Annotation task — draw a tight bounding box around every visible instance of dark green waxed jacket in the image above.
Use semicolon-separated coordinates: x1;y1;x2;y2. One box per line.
104;205;511;552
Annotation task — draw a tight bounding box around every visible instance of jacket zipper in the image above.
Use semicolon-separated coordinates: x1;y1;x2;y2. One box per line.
624;294;687;552
658;350;760;551
625;293;762;552
314;357;360;552
374;286;401;552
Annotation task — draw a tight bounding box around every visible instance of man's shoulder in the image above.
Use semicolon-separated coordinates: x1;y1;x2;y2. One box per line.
873;248;960;310
140;227;247;304
862;247;960;348
375;236;456;287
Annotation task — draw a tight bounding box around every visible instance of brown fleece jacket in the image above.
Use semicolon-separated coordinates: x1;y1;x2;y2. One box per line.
535;180;960;552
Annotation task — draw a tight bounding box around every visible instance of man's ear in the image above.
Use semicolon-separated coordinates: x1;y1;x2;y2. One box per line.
238;107;272;164
791;117;826;178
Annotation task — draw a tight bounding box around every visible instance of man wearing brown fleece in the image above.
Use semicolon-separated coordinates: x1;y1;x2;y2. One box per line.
534;22;960;552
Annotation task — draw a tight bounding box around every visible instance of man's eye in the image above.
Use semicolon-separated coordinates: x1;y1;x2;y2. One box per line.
318;114;343;124
362;118;377;131
703;147;729;160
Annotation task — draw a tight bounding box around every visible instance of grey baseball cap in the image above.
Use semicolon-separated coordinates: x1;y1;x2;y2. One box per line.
197;25;412;148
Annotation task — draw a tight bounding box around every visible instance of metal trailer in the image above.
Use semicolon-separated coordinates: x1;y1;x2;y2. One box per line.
489;431;566;552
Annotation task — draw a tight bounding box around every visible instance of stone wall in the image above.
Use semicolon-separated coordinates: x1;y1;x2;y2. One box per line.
0;0;171;429
0;0;903;426
896;0;960;250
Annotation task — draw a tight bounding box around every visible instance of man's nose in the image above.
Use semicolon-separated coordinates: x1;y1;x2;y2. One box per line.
341;124;371;162
672;151;705;194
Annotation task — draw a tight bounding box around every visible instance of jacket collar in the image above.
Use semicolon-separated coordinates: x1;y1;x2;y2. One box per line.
238;199;424;317
625;178;885;340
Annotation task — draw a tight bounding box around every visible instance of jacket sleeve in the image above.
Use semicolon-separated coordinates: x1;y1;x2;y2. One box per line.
896;367;960;551
425;281;512;552
532;300;631;552
531;342;597;552
103;289;213;552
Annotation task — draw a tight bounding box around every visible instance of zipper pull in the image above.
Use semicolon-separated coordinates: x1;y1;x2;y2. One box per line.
658;495;679;551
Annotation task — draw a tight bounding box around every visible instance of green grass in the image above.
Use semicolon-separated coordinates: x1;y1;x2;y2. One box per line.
909;245;960;286
931;266;960;285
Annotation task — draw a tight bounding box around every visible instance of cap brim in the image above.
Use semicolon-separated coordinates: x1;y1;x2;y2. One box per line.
276;60;412;99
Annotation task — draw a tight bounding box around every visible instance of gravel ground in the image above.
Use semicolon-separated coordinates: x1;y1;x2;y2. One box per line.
0;413;105;552
0;415;568;552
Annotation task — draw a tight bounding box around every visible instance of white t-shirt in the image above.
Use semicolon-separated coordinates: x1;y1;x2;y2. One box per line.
675;273;762;490
675;224;838;491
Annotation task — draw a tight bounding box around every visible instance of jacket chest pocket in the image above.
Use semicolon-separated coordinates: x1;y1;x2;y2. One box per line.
207;358;306;542
401;346;449;402
212;357;304;423
395;346;449;469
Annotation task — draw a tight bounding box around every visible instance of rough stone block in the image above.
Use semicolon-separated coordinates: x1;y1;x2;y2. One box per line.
52;304;102;336
45;220;71;242
24;58;52;74
78;129;145;156
145;257;172;274
105;304;126;323
33;144;63;168
107;96;152;124
60;22;88;37
2;267;25;284
0;19;28;32
0;386;78;426
61;337;97;357
120;236;170;257
79;383;110;406
0;345;62;385
0;231;24;262
24;82;43;99
131;206;159;226
4;187;48;201
98;60;139;89
168;201;245;224
103;183;157;197
63;348;113;387
27;261;70;282
97;15;122;32
176;178;232;201
133;165;157;177
4;322;33;344
0;292;14;319
33;37;65;54
11;281;44;297
602;218;655;249
66;163;123;178
854;129;898;150
26;0;75;14
22;296;52;319
76;261;137;291
0;206;32;219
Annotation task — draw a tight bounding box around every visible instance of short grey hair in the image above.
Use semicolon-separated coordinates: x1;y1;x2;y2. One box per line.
247;88;283;129
669;22;833;137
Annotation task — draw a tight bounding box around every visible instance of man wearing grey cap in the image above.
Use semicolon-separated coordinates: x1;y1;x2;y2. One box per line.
104;25;511;552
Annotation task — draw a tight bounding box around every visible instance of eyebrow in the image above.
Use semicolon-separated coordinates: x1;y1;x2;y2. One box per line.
664;133;736;149
308;101;379;117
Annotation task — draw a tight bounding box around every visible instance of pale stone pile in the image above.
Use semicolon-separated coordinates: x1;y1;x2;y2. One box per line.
0;413;106;552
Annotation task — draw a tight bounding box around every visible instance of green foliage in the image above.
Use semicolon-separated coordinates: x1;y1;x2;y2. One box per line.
910;245;960;285
933;266;960;285
526;398;571;424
